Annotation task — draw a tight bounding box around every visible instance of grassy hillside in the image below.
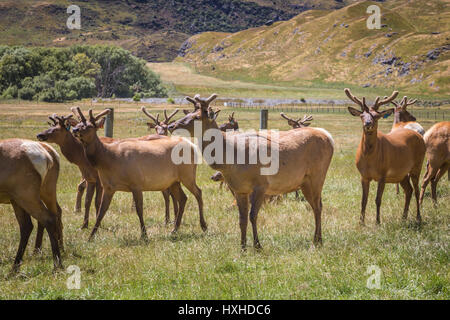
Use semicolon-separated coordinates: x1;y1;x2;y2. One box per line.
0;0;341;62
177;0;450;96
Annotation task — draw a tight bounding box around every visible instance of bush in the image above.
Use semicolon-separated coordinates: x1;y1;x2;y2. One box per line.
133;93;141;101
1;85;18;99
18;87;36;100
167;97;175;104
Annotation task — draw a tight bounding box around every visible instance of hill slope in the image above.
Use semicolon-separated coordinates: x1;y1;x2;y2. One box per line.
0;0;351;62
177;0;450;95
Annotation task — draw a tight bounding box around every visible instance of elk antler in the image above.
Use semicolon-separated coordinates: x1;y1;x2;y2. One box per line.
186;95;201;110
89;109;111;124
299;115;313;125
141;106;159;124
55;114;73;126
372;90;399;110
163;109;179;124
280;112;295;122
76;107;87;123
344;88;368;111
48;114;57;125
401;96;417;109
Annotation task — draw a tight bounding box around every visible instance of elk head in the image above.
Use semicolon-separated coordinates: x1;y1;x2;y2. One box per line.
345;88;398;133
280;113;313;129
141;107;179;136
210;171;224;182
219;112;239;131
168;93;219;135
71;107;110;144
37;113;78;143
391;96;418;123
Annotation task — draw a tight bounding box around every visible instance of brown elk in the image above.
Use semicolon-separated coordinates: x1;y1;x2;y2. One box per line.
0;139;63;271
219;112;239;131
141;107;180;223
390;97;425;194
37;114;102;229
168;94;334;248
419;121;449;205
72;108;206;241
345;88;426;224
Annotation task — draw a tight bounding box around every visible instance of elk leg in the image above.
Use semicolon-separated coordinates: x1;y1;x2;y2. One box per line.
360;179;370;225
132;190;147;240
399;176;413;220
395;183;400;195
162;190;171;225
249;189;265;249
431;163;449;205
375;179;386;225
89;190;115;241
171;191;178;222
410;173;422;223
94;181;102;217
235;193;249;250
170;183;187;234
301;180;323;245
10;201;33;272
182;181;207;232
419;165;438;205
34;222;44;254
75;179;86;212
82;182;95;229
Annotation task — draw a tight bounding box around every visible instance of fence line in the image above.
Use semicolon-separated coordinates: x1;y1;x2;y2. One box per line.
221;103;449;121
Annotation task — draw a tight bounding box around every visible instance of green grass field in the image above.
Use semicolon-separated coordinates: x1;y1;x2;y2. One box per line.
0;101;448;299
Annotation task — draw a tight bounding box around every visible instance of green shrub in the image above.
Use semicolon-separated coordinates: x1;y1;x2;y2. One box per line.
18;87;35;100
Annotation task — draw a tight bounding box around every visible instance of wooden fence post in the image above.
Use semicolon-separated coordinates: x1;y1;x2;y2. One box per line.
105;107;114;138
260;109;268;130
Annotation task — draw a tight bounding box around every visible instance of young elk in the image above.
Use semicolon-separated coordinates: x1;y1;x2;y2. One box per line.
419;121;449;205
168;94;334;248
390;97;425;194
72;108;206;241
345;88;425;224
0;139;63;271
37;114;101;229
219;112;239;131
141;107;180;224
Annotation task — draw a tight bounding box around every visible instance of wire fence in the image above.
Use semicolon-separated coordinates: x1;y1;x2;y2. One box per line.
224;103;449;121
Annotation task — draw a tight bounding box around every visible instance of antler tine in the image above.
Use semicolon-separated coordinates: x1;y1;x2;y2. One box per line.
141;106;158;123
76;107;86;123
164;109;179;124
374;90;399;110
406;98;417;106
280;112;295;122
94;109;111;121
391;100;400;108
206;93;218;104
186;96;196;104
156;113;159;124
63;114;74;121
299;115;313;123
344;88;364;109
48;115;57;125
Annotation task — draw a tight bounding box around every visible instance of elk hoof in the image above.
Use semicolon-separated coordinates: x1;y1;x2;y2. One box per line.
201;224;208;232
254;243;263;250
80;223;88;230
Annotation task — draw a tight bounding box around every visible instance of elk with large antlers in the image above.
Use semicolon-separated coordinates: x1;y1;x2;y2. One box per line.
168;94;334;248
72;108;206;241
37;114;102;229
345;88;426;224
0;139;63;271
419;121;449;205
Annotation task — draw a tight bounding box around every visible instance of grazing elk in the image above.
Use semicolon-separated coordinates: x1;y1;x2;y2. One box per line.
168;94;334;248
219;112;239;132
390;96;425;194
72;108;206;241
419;121;449;205
0;139;63;271
141;107;180;224
37;114;102;229
345;88;425;224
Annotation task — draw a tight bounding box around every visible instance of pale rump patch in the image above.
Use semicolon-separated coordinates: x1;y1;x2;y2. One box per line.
404;123;425;136
313;128;335;148
20;141;54;183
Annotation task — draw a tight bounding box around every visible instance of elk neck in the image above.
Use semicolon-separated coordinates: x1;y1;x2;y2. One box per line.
359;127;379;157
83;133;108;168
59;131;86;164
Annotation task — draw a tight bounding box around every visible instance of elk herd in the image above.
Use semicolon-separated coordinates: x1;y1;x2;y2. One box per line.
0;89;448;271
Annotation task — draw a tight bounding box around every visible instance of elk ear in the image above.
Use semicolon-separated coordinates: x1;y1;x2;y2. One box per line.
287;119;297;127
348;107;362;117
96;117;106;129
147;122;156;129
378;108;395;119
302;122;311;127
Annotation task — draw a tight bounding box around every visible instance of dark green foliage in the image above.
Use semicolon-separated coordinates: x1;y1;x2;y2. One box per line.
0;45;167;102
